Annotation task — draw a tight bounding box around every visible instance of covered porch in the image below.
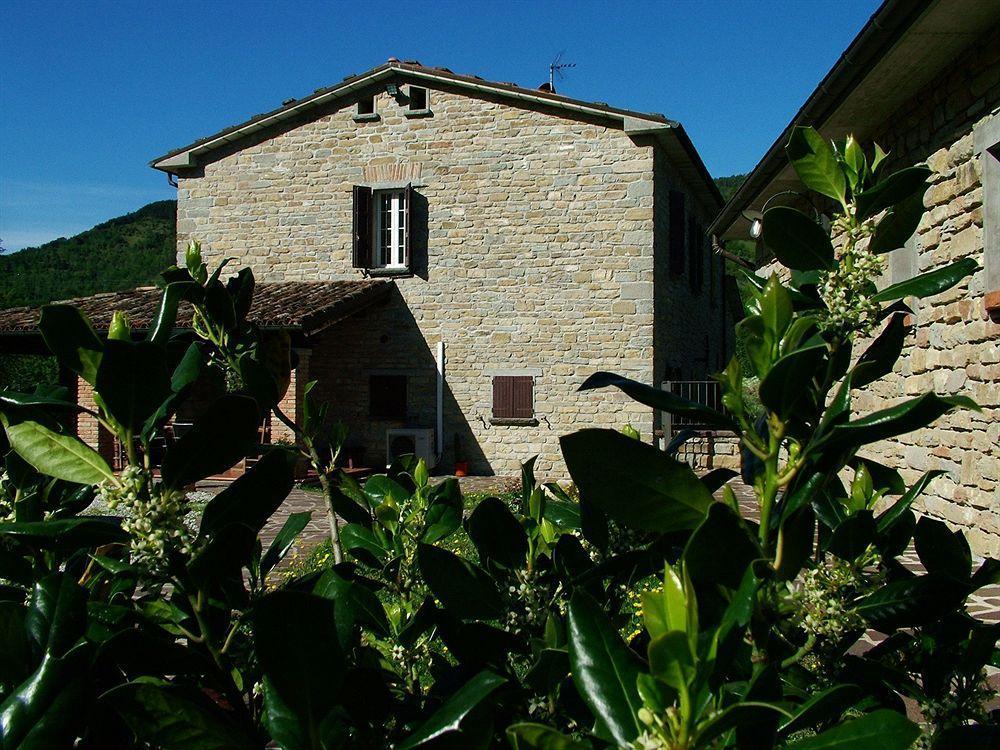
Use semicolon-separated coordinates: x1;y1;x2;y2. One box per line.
0;279;393;479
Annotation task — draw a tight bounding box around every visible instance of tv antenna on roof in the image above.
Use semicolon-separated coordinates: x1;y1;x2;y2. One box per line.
549;51;576;93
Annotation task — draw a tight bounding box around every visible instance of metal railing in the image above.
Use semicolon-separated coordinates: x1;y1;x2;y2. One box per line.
661;379;723;436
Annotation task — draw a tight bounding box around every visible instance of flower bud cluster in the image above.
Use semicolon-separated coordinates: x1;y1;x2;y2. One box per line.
916;670;993;748
791;557;868;641
632;706;683;750
98;466;191;572
0;470;14;522
819;235;883;336
504;568;565;636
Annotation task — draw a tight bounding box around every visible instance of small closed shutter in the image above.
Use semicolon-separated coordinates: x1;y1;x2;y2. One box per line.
493;376;533;419
403;182;413;270
352;185;373;268
668;190;686;276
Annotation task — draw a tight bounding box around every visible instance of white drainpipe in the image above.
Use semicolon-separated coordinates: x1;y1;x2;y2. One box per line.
436;340;445;466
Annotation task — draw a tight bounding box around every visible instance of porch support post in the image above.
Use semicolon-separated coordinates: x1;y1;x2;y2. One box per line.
272;348;311;445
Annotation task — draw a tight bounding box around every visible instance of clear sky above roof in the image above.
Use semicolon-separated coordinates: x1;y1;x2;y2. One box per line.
0;0;880;251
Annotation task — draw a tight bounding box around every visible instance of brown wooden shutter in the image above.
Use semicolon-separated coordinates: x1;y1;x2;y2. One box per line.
403;182;413;270
352;185;373;268
493;376;533;419
668;190;686;276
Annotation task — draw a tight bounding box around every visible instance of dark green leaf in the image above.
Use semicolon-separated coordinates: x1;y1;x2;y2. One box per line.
362;474;411;507
0;648;88;749
579;372;735;430
340;523;392;565
774;506;815;581
876;470;944;531
260;511;312;576
396;670;505;750
759;343;826;416
683;503;761;589
0;517;125;552
872;257;978;302
253;591;345;743
417;543;505;621
199;448;295;538
914;516;971;580
507;723;590;750
647;631;693;691
313;569;390;637
783;709;919;750
825;393;978;451
148;281;197;345
107;681;255;750
828;511;876;562
857;576;965;630
25;573;85;659
160;394;261;488
97;340;172;432
868;193;924;254
778;684;862;739
762;206;835;271
466;496;528;568
849;456;905;495
856;166;931;220
567;592;643;746
561;429;713;533
38;304;103;385
851;313;908;389
785;126;846;204
1;417;115;485
0;601;30;688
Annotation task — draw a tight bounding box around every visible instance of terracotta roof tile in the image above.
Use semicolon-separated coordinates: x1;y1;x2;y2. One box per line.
0;280;392;336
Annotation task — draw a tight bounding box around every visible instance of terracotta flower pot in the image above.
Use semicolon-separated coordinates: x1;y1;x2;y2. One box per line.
454;461;469;477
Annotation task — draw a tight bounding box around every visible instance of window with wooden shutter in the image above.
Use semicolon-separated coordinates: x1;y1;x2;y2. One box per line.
370;374;407;420
492;376;534;422
668;190;686;276
352;185;373;268
403;182;413;270
688;217;704;293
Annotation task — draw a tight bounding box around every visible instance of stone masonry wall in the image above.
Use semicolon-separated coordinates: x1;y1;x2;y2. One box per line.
174;84;720;476
855;28;1000;556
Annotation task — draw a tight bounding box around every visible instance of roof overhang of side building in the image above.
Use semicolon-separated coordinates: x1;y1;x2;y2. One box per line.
150;62;723;211
709;0;1000;242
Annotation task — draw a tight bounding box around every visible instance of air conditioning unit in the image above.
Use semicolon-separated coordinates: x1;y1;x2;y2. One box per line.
386;427;436;467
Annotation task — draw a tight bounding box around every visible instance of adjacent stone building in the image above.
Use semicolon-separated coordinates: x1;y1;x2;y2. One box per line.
710;0;1000;554
142;61;726;476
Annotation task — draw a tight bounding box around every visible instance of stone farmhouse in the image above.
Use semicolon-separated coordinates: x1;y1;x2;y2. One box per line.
710;0;1000;554
0;61;727;477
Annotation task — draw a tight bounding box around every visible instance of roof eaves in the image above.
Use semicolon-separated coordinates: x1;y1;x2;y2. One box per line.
150;62;672;171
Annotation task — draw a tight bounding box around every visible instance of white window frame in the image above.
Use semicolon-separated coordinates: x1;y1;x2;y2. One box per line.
372;189;407;269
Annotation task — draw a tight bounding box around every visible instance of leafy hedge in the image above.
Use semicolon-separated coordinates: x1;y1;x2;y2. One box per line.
0;131;996;749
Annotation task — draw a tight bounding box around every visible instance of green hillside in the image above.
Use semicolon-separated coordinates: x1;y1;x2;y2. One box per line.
0;200;176;309
714;173;747;202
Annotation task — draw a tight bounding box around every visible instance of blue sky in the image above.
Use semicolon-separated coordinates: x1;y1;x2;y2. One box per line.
0;0;880;251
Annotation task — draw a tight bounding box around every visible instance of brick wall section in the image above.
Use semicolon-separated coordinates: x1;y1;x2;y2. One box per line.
761;27;1000;555
271;350;309;445
76;376;114;464
175;86;721;476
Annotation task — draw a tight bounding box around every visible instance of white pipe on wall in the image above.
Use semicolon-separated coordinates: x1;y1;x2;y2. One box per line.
436;340;445;465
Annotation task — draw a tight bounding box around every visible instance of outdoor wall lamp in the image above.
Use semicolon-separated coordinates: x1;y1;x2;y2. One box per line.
386;83;402;98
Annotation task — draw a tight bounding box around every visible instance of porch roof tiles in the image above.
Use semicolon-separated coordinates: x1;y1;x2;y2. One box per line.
0;279;393;336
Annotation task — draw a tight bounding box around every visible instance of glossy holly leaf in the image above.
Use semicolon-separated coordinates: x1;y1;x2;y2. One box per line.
417;543;505;621
0;648;89;749
38;304;103;385
868;193;924;255
872;256;978;302
561;429;713;533
107;680;256;750
147;280;197;345
199;447;296;538
507;723;590;750
857;576;965;630
827;511;876;562
777;684;863;739
313;569;390;637
567;592;643;746
25;573;86;659
914;516;971;580
875;470;944;531
762;206;835;271
783;709;919;749
422;478;464;544
260;511;312;577
96;340;172;432
824;393;978;452
0;602;30;688
786;126;846;205
1;416;115;486
774;505;815;581
647;631;694;692
579;372;736;430
340;524;392;566
759;343;826;416
362;475;411;507
466;496;528;569
253;591;345;745
856;166;931;220
396;670;505;750
160;394;261;488
683;503;761;589
0;517;125;553
851;313;908;389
